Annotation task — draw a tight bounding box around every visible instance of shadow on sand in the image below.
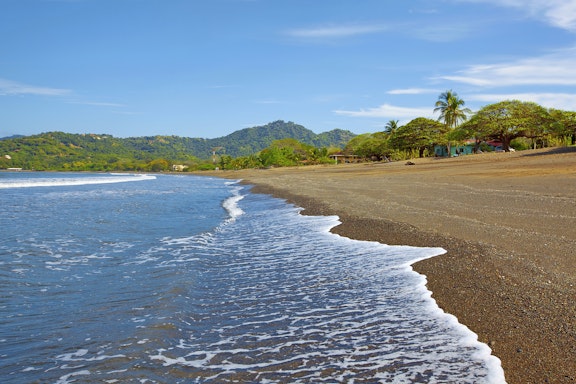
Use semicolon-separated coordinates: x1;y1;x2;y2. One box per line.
521;146;576;157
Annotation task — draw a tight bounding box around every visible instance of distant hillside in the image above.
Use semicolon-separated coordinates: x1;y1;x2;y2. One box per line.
0;134;25;140
0;121;355;170
205;120;356;158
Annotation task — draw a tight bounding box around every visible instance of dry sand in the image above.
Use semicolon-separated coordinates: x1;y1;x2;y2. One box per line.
204;147;576;384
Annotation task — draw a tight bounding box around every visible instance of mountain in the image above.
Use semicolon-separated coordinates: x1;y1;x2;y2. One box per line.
0;121;355;170
204;120;355;158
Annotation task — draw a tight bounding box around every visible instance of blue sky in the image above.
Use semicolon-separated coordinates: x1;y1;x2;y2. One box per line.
2;0;576;138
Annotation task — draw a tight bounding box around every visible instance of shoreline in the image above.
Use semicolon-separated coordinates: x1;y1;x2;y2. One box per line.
204;147;576;384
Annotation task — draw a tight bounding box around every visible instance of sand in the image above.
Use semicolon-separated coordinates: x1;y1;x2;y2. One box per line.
203;147;576;384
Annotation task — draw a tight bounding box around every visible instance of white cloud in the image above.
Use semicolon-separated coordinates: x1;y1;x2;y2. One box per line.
468;92;576;110
0;78;71;96
387;88;440;95
438;48;576;86
545;1;576;31
67;101;125;107
286;24;387;39
334;103;434;119
456;0;576;32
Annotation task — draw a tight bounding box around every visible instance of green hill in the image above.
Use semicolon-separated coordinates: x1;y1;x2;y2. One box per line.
0;120;355;171
206;120;355;158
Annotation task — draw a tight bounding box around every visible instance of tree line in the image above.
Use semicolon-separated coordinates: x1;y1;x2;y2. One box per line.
204;92;576;170
1;93;575;171
343;92;576;162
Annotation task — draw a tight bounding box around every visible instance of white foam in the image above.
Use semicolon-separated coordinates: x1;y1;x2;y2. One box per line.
56;349;126;362
0;174;156;189
144;193;508;383
55;370;91;384
2;176;507;383
221;186;245;222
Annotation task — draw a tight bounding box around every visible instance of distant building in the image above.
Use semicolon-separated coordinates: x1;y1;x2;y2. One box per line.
434;140;476;157
486;140;503;151
171;164;188;172
329;154;362;164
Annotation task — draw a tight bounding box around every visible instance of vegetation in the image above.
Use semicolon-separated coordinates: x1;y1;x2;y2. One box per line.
458;101;555;151
390;118;447;158
1;95;575;172
217;138;337;170
0;122;351;171
434;90;472;155
343;94;573;162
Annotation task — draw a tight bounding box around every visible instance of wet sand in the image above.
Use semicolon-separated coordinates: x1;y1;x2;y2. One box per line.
204;147;576;384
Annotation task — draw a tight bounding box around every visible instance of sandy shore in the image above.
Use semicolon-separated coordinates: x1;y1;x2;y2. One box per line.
203;147;576;384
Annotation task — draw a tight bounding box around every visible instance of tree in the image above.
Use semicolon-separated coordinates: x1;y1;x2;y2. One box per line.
345;132;390;160
549;109;576;145
390;118;446;158
454;114;485;153
384;120;399;135
472;100;553;151
434;90;472;155
219;155;233;169
148;158;169;172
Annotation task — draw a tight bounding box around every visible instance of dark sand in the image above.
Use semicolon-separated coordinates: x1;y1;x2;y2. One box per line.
205;147;576;384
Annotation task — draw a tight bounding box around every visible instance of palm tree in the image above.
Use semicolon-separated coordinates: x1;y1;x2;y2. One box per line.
384;119;399;135
434;90;471;156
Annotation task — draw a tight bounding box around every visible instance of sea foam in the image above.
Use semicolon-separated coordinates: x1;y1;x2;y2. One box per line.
0;173;155;189
0;174;506;383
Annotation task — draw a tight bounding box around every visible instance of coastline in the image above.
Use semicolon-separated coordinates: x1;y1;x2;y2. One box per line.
203;147;576;384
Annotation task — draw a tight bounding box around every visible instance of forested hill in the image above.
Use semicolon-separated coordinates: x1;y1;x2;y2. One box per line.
0;120;355;170
211;120;355;157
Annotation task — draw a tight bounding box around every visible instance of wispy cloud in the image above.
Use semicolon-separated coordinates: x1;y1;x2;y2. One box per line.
287;20;469;43
0;78;71;96
387;88;441;95
334;103;433;119
456;0;576;32
285;24;388;39
67;101;126;107
438;47;576;86
468;92;576;110
409;7;440;15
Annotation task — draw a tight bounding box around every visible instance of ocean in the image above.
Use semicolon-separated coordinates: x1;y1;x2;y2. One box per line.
0;172;506;383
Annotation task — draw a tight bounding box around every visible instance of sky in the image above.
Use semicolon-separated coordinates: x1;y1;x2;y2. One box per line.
2;0;576;138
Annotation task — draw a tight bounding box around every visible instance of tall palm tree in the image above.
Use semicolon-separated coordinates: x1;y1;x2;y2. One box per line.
434;90;471;156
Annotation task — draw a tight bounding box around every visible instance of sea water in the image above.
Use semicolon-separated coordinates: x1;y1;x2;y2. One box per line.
0;172;506;383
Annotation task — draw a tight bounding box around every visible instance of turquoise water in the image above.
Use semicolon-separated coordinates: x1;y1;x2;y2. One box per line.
0;172;505;383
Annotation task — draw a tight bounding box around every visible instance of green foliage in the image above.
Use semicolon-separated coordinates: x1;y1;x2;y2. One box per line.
549;109;576;144
389;117;446;157
344;132;391;160
510;137;532;151
384;120;399;134
0;132;201;171
434;90;472;129
206;121;355;158
218;138;335;169
0;121;354;171
468;100;554;151
148;158;170;172
2;99;574;171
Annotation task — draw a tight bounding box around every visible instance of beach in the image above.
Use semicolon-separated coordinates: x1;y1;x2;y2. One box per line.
207;147;576;384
